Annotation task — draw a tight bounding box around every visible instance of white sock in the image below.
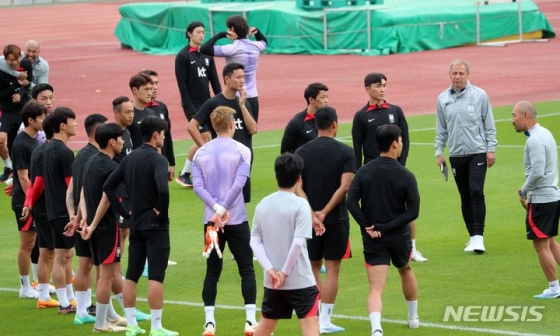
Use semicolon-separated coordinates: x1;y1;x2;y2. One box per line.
20;275;31;291
548;280;560;292
86;288;92;307
411;239;417;252
181;159;192;175
204;306;216;325
38;283;51;301
66;283;75;301
114;292;125;312
369;312;382;332
320;303;334;326
56;288;70;307
76;290;88;317
245;304;257;325
151;309;162;330
95;303;109;328
406;300;418;319
125;307;137;327
107;300;119;320
4;158;12;169
32;263;38;282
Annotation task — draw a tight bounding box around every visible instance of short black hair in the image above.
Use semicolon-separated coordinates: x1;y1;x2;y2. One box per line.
32;83;54;100
140;115;168;143
129;73;152;91
50;107;76;133
275;153;304;189
376;124;402;153
226;15;249;39
95;123;124;149
112;96;130;111
222;62;244;80
315;106;337;131
84;114;108;137
186;21;204;40
364;73;387;87
139;69;158;77
304;83;328;105
21;102;46;127
42;113;54;140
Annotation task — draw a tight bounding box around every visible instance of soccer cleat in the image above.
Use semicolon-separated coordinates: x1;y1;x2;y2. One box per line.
320;265;326;274
31;281;38;289
0;167;13;182
74;313;97;325
88;304;97;315
167;260;178;266
142;265;149;277
149;327;179;336
127;325;147;336
175;174;193;187
408;317;420;329
19;288;39;299
372;329;383;336
202;322;215;336
464;239;475;252
411;250;428;262
472;237;485;254
244;321;257;336
108;315;128;327
135;309;152;321
70;298;78;307
533;289;560;299
93;323;128;333
37;298;60;308
320;323;345;334
58;304;77;315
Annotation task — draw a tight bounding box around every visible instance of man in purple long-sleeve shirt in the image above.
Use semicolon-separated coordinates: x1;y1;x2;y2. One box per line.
192;106;257;336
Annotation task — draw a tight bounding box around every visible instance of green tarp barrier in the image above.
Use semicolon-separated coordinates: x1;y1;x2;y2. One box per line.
114;0;555;55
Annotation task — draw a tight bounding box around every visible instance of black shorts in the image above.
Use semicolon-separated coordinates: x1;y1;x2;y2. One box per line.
186;113;209;133
49;217;75;249
119;199;132;229
91;228;121;266
261;286;319;320
0;111;22;133
75;233;92;258
35;216;54;249
364;238;412;269
126;229;170;283
14;209;36;232
526;201;560;240
307;221;351;261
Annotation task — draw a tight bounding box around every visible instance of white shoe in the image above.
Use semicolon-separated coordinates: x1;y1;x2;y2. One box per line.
408;317;420;329
411;250;427;262
19;288;39;299
202;322;215;336
372;329;383;336
472;237;485;254
464;238;475;252
167;260;177;266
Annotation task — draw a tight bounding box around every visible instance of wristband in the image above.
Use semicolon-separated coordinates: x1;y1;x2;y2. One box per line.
518;189;527;197
212;203;227;216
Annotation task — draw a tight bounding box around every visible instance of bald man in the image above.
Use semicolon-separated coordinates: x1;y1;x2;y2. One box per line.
0;40;49;92
511;101;560;299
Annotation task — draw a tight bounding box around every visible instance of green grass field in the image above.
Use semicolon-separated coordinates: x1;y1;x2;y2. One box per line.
1;101;559;336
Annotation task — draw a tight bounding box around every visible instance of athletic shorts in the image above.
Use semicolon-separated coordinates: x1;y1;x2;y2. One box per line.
186;113;209;133
35;216;54;249
307;221;351;261
14;209;36;232
364;238;412;269
49;217;75;249
126;229;169;283
0;110;22;133
261;285;319;319
91;228;121;266
526;200;560;240
75;233;92;258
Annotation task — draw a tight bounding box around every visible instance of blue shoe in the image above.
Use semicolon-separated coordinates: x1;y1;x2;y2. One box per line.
149;327;179;336
74;313;96;325
320;323;345;334
142;265;149;277
135;308;151;321
126;325;147;336
320;265;326;274
533;289;560;299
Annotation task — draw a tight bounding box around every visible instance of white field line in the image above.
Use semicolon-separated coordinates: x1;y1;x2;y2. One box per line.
0;287;551;336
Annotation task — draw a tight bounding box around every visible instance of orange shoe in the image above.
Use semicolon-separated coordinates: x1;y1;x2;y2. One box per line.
31;282;38;289
69;299;77;307
37;298;60;308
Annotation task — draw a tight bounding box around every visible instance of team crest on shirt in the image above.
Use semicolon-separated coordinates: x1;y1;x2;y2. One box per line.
205;58;209;66
388;114;395;123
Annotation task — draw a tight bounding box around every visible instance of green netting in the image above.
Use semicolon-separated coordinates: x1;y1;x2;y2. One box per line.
114;0;555;55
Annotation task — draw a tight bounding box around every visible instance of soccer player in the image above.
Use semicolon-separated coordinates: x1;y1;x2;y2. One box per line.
192;106;257;336
200;15;267;123
511;101;560;299
352;72;426;262
0;40;49;92
80;122;128;333
188;62;257;203
294;106;354;333
251;153;320;336
11;102;45;299
435;59;497;253
103;115;176;336
0;44;33;182
43;107;78;314
66;113;107;324
174;21;221;187
280;83;329;154
129;73;156;148
347;124;420;335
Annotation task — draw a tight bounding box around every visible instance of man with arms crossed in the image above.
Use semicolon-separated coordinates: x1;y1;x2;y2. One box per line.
347;124;420;336
511;101;560;299
295;106;354;333
435;59;497;253
251;153;320;336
